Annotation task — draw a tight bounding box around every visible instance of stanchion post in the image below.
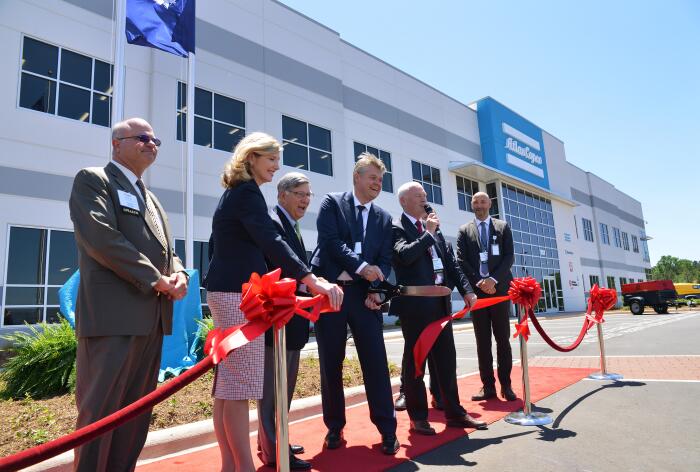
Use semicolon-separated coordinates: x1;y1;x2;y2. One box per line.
505;304;552;426
588;322;623;381
274;325;290;472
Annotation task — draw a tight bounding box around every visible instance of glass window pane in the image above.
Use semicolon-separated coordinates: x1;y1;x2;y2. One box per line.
46;307;62;324
47;287;60;306
48;230;78;285
433;186;443;205
5;287;43;305
4;308;43;326
282;116;307;145
7;227;47;284
456;176;464;193
367;146;379;157
421;164;432;184
177;81;187;111
176;111;186;141
214;123;244;153
309;148;332;176
424;183;434;202
309;124;331;151
214;94;244;127
382;173;393;193
93;60;113;94
57;83;90;121
22;37;58;78
411;161;421;180
60;49;92;88
175;239;186;262
431;167;441;186
379;150;392;171
194;87;212;117
19;74;56;113
353;142;366;160
282;141;308;170
194;116;212;147
91;93;111;127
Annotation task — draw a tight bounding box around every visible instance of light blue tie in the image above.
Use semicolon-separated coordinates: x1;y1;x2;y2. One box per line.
479;221;489;277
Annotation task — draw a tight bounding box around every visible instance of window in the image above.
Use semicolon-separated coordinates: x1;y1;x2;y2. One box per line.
174;239;211;317
589;275;600;289
631;235;639;253
411;161;442;204
19;36;113;127
621;231;630;251
3;226;78;326
353;141;393;193
620;277;628;287
612;227;622;248
456;176;479;212
281;116;332;176
486;182;500;218
176;82;245;153
582;218;594;242
600;223;610;245
573;216;579;239
644;269;652;281
640;231;650;262
606;276;616;290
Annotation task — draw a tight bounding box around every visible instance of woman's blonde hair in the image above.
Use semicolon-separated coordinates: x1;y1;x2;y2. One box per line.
221;132;282;188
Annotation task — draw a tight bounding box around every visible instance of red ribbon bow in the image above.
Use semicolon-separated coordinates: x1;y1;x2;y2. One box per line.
585;284;617;328
509;277;541;342
205;269;333;364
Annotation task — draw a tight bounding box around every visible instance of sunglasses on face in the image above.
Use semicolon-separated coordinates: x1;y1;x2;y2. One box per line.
116;134;162;147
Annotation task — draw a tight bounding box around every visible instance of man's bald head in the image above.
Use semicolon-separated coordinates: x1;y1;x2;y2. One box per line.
471;191;491;219
112;117;153;140
111;117;158;178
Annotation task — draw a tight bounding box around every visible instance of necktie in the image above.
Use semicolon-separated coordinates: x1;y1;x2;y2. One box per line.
356;205;366;242
416;220;434;260
136;179;168;273
479;221;489;277
294;221;303;245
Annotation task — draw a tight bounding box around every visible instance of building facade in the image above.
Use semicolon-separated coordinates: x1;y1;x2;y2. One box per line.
0;0;651;333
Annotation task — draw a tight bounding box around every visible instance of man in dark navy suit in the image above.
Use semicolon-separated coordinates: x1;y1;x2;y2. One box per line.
390;182;486;435
257;172;314;470
312;153;399;455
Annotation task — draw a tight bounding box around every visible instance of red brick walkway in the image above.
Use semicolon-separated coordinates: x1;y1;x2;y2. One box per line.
529;355;700;380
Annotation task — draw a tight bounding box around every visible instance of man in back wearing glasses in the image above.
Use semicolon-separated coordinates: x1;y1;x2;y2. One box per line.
69;117;189;471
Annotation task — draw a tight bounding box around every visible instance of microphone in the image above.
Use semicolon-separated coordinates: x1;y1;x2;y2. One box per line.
424;204;444;239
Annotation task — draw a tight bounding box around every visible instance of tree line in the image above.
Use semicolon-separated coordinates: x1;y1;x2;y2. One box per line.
651;256;700;282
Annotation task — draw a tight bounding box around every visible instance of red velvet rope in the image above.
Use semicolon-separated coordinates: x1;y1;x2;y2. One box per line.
0;269;332;472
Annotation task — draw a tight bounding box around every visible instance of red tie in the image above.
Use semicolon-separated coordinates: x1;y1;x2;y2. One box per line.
415;220;423;233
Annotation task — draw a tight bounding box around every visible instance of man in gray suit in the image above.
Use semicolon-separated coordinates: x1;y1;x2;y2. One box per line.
456;191;516;402
69;117;188;471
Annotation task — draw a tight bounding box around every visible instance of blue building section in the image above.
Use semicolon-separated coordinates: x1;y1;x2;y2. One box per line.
475;97;550;189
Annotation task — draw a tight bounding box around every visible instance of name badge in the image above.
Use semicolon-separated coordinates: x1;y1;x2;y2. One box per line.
354;242;363;255
491;244;500;256
118;190;140;211
432;256;444;272
479;251;488;263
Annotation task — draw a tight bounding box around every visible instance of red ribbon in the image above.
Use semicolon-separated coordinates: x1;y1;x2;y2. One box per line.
205;268;333;365
509;277;541;342
0;269;334;471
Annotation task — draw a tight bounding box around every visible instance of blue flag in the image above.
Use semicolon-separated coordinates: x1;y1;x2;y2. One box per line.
126;0;195;57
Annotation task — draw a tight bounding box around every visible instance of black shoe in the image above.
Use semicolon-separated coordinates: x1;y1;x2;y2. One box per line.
446;414;488;430
409;420;436;436
394;392;407;411
324;430;344;449
381;433;400;455
290;444;305;455
430;396;444;410
501;386;517;401
266;455;312;471
471;387;497;401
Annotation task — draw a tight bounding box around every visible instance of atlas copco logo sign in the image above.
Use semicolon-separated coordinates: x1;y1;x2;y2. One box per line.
475;98;550;189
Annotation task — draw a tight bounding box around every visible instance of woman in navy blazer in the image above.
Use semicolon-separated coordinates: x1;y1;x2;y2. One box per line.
205;132;342;471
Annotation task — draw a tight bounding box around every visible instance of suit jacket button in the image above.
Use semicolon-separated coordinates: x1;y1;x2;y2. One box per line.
162;250;166;256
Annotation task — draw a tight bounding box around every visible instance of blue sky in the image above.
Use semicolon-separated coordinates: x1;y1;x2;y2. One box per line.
280;0;699;265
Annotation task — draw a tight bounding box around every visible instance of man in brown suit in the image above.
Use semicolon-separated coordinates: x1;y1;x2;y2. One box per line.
69;117;188;471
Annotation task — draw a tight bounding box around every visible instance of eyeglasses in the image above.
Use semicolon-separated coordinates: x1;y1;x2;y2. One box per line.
116;135;162;147
287;190;314;199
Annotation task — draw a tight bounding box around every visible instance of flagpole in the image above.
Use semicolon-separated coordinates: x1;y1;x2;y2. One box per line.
111;0;126;125
185;52;195;268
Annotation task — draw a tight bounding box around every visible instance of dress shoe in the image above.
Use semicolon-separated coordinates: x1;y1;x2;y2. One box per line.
290;444;305;455
381;433;400;455
409;420;436;436
471;387;497;401
394;392;407;411
430;396;444;410
501;386;517;401
446;414;488;430
266;455;312;471
324;430;344;449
